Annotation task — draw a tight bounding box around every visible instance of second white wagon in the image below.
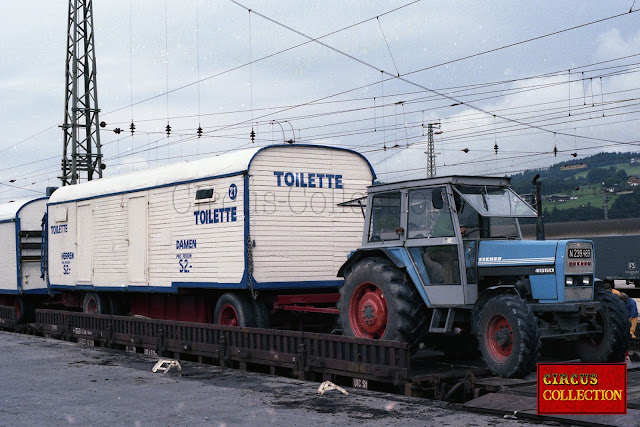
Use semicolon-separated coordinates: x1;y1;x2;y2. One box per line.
46;144;375;325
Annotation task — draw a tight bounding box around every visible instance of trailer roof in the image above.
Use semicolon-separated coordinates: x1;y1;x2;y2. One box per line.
48;144;376;204
0;198;42;222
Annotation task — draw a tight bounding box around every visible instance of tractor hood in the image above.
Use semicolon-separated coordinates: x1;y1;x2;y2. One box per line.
477;240;558;268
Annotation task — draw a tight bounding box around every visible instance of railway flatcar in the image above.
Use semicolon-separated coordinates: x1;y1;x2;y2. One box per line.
0;197;49;319
45;144;375;326
522;218;640;285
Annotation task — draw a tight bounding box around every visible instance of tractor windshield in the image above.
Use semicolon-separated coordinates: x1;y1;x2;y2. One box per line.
454;185;536;239
453;185;537;217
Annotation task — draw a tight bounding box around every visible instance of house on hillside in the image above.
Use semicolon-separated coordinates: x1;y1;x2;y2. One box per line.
628;176;640;186
548;194;575;203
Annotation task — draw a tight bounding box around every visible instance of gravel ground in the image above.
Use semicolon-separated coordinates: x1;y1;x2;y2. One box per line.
0;331;549;426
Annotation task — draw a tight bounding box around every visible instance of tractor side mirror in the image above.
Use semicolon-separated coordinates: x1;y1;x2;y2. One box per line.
431;188;444;210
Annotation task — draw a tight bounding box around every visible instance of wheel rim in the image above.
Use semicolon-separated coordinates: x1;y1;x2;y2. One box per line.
486;314;513;362
85;297;98;314
349;282;388;339
218;303;239;326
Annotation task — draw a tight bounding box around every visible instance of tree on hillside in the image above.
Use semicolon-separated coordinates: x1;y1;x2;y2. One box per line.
610;188;640;219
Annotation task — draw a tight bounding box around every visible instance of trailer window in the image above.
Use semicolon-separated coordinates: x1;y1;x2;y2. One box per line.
369;192;401;241
408;188;454;238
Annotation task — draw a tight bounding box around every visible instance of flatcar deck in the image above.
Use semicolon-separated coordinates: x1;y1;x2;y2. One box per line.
3;305;640;426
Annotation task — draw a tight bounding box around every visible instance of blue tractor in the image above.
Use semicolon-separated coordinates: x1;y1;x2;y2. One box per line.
337;176;629;377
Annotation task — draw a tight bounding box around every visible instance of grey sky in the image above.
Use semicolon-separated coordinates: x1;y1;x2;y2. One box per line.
1;1;639;201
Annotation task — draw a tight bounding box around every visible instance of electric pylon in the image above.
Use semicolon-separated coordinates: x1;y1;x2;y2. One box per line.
60;0;103;185
426;122;441;178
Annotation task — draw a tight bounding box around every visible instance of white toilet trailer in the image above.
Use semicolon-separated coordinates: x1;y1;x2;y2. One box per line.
46;144;375;324
0;197;49;318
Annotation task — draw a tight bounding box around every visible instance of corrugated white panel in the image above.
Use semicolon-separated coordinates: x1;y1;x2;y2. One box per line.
128;194;148;284
146;176;245;287
249;146;373;284
0;222;17;291
92;196;128;287
52;176;246;290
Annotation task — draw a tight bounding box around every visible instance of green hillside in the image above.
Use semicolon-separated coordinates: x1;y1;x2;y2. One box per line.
509;152;640;223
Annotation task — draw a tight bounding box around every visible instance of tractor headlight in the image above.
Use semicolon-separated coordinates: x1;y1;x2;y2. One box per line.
583;276;591;285
565;276;573;286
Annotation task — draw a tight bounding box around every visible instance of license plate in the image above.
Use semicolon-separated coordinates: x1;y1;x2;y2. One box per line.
568;248;591;258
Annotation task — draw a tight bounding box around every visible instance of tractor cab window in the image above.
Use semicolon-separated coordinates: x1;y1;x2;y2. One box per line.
407;187;455;239
368;192;402;242
454;185;534;239
453;185;537;217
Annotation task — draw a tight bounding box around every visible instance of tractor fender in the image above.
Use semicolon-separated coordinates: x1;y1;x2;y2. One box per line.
471;285;521;335
337;248;407;278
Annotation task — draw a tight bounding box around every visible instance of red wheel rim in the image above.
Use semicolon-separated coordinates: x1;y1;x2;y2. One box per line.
85;297;98;314
486;314;513;362
14;300;21;321
218;303;239;326
349;282;388;339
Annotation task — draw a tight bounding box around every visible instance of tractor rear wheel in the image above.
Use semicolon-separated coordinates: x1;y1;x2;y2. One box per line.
477;294;541;378
214;293;256;327
577;288;629;362
338;257;427;349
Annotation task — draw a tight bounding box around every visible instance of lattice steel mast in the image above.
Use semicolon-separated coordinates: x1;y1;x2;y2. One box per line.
426;122;441;179
60;0;103;185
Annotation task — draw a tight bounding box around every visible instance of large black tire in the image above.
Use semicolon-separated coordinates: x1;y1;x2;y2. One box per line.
477;294;541;378
14;297;34;324
253;298;271;329
577;288;630;363
338;257;428;349
83;292;108;315
213;293;256;327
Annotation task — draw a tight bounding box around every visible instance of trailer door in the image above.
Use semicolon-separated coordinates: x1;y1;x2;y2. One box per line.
76;203;93;283
128;195;148;284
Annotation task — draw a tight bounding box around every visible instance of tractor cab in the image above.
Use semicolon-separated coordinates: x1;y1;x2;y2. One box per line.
358;176;538;307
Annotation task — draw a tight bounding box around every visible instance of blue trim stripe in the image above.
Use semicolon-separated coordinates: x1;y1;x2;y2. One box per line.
14;218;21;291
0;289;50;296
49;278;344;293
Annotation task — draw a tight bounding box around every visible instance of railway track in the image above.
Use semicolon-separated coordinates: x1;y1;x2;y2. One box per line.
3;305;640;425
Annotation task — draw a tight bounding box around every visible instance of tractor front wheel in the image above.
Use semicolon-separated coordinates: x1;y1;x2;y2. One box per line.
338;257;427;350
477;294;541;378
577;288;629;363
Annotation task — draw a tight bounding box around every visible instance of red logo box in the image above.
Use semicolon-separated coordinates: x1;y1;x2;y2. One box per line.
537;363;627;415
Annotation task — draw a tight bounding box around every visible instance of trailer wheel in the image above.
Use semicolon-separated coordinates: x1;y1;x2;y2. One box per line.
338;257;427;349
83;292;108;315
214;293;256;327
577;288;629;363
477;294;541;378
253;298;271;329
14;297;34;323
